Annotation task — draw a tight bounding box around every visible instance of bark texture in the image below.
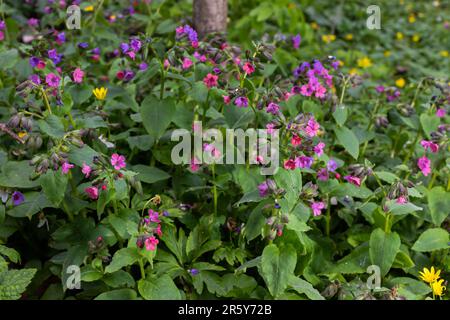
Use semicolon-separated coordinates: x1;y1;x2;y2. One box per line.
193;0;228;38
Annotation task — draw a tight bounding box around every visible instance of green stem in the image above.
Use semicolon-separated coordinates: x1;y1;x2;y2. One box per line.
212;163;217;215
41;88;52;114
91;0;105;34
428;172;437;189
0;0;10;43
160;64;166;99
360;99;380;159
139;259;146;280
325;195;331;237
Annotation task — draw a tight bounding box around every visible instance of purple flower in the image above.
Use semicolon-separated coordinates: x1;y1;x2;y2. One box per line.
0;20;5;30
331;61;340;70
317;168;329;181
29;56;40;68
130;38;142;52
28;18;39;27
48;49;62;64
78;42;89;49
234;96;249;108
327;159;338;172
188;268;199;276
184;25;198;42
139;62;148;71
45;73;60;87
266;102;280;115
91;47;100;55
148;209;160;223
258;181;269;197
295;156;314;169
12;191;25;206
213;67;221;74
311;201;325;216
120;42;130;53
375;85;385;93
292;34;301;49
56;32;65;43
124;70;135;81
29;74;41;85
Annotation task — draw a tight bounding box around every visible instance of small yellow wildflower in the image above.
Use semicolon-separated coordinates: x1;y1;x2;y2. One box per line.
18;131;28;139
357;57;372;68
288;3;296;9
395;78;406;88
349;68;359;75
419;267;441;284
310;22;319;30
384;50;391;57
440;50;449;57
408;14;416;23
345;34;353;41
431;279;446;297
396;32;404;40
338;60;344;67
412;34;420;42
84;5;94;12
322;34;336;44
93;87;108;100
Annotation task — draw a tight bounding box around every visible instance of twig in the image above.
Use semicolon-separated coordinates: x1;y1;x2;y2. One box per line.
0;123;24;144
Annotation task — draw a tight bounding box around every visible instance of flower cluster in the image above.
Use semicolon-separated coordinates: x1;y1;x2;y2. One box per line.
136;209;163;251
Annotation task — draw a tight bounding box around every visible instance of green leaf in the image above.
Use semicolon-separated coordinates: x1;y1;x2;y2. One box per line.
140;96;176;141
94;289;137;300
0;49;19;69
127;135;154;151
274;168;302;211
39;169;68;206
234;190;262;207
68;145;99;167
334;126;359;159
0;161;40;188
288;276;325;300
259;244;297;298
80;266;103;282
189;81;208;103
374;171;399;184
7;192;55;218
412;228;449;252
332;105;348;126
386;200;423;216
243;201;268;242
427;187;450;226
67;84;94;105
0;268;36;300
420;114;439;139
132;165;170;184
369;228;401;277
105;248;140;273
102;271;135;288
38;115;65;138
138;275;181;300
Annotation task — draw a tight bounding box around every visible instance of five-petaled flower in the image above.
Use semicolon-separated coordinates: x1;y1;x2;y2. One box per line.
111;153;126;170
93;87;108;100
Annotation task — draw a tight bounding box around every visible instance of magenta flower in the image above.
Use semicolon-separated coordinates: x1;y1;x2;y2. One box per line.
417;156;431;176
28;18;39;27
344;175;361;187
145;236;159;251
295;156;314;169
148;209;160;223
190;157;200;172
317;168;329;181
396;196;408;204
203;73;218;88
203;143;221;158
283;159;296;170
223;95;231;104
304;118;320;137
258;181;269;197
291;134;302;146
436;108;446;118
82;162;92;178
111;153;126;170
243;62;255;75
311;201;325;216
155;224;163;237
12;191;25;206
61;162;74;174
72;68;84;83
266;102;280;115
85;186;99;200
45;73;60;88
420;140;439;153
292;34;301;49
182;57;193;69
314;142;325;157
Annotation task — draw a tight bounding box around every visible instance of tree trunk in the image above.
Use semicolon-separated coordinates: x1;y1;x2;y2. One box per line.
193;0;228;38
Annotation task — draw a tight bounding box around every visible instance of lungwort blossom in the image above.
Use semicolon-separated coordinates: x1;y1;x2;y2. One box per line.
85;186;99;200
46;73;60;87
311;201;325;216
72;68;84;83
148;209;161;223
82;162;92;178
304;118;320;137
266;102;280;115
111;153;126;170
61;162;74;174
203;73;218;88
182;57;193;69
12;191;25;206
344;175;361;187
234;96;249;108
436;108;446;118
417;156;431;176
145;236;159;251
314;142;325;157
258;181;269;197
420;140;439;153
295;156;314;169
292;34;301;49
243;62;255;75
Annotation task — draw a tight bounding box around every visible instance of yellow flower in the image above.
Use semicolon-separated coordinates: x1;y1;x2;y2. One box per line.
93;87;108;100
408;14;416;23
84;5;94;12
395;78;406;88
412;34;420;42
18;131;28;139
384;50;391;57
349;68;359;75
311;22;319;30
431;279;446;297
440;50;449;57
396;32;404;40
322;34;336;44
419;267;441;284
357;57;372;68
345;34;353;41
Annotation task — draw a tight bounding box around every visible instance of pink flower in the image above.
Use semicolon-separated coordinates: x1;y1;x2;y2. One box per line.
155;224;162;237
61;162;74;174
436;108;446;118
111;153;126;170
148;209;160;223
85;186;99;200
72;68;84;83
295;156;313;169
182;57;193;69
266;102;280;115
223;95;231;104
45;73;60;87
304;118;320;137
145;236;159;251
82;162;92;178
396;196;408;204
420;140;439;153
311;201;325;216
266;123;276;135
291;134;302;146
164;59;170;69
203;73;218;88
317;168;329;181
417;156;431;176
314;142;325;157
190;157;200;172
203;143;221;158
0;31;4;41
126;51;136;60
283;159;296;170
344;175;361;187
243;62;255;75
